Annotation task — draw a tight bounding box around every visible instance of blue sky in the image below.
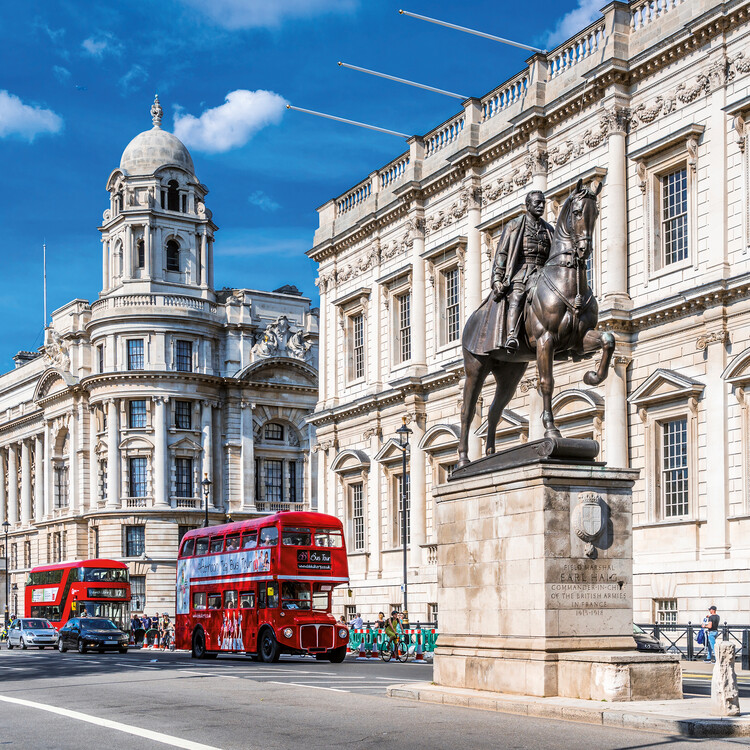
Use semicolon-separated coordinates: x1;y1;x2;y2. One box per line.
0;0;600;367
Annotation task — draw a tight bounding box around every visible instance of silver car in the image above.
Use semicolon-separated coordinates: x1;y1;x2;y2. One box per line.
7;618;59;649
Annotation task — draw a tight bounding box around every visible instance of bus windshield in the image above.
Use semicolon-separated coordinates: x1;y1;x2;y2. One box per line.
79;567;129;583
280;582;333;612
77;601;130;630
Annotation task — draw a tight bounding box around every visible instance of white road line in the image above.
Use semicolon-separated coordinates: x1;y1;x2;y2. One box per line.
178;670;238;679
0;694;222;750
267;680;347;693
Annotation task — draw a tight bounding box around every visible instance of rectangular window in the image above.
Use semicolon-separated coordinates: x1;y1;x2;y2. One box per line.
350;482;365;552
129;457;148;498
662;418;688;517
98;459;107;500
130;575;146;611
654;598;678;624
344;605;356;621
264;459;283;504
428;602;439;628
289;461;297;504
178;526;195;544
207;594;221;610
397;473;410;546
209;536;224;553
264;423;283;441
91;527;99;558
97;345;104;374
661;166;688;265
127;339;144;371
351;313;364;380
585;253;594;293
128;399;147;429
444;268;461;343
53;465;69;508
242;531;258;549
240;591;256;609
397;292;411;363
136;241;145;269
124;526;145;557
224;590;238;609
192;592;207;610
175;458;193;497
175;340;193;372
174;400;192;429
23;540;31;568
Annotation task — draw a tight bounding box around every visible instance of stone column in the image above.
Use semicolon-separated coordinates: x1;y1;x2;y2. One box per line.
201;399;214;494
106;399;120;508
528;141;548;193
328;282;338;409
522;376;545;442
43;422;52;518
123;225;133;279
0;450;6;525
34;435;43;520
317;278;328;404
409;417;426;569
315;444;327;516
605;356;630;467
212;403;222;508
153;396;169;507
410;213;427;371
69;407;79;514
144;220;152;279
102;239;109;292
240;400;255;509
7;444;17;525
88;406;98;507
464;178;483;324
20;441;31;525
207;238;215;290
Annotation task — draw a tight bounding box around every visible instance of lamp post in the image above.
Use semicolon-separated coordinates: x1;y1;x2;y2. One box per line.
201;474;212;528
396;416;412;622
2;520;9;628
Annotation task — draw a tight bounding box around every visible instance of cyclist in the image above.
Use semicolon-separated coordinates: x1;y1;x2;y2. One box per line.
384;610;401;657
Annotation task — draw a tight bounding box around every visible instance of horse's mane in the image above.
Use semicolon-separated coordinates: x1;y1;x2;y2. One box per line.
556;186;597;241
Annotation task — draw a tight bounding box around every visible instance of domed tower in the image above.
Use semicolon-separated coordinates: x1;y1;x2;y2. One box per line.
100;95;216;299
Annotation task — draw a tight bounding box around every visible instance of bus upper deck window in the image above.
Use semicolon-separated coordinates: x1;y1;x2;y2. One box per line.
181;538;195;557
259;527;278;547
225;534;240;551
242;531;257;549
195;538;209;555
282;527;311;546
209;537;224;554
314;530;343;548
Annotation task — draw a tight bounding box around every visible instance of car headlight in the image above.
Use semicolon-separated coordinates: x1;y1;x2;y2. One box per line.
282;627;293;639
338;628;348;639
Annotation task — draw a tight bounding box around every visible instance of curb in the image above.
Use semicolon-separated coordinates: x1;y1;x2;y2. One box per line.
386;683;750;738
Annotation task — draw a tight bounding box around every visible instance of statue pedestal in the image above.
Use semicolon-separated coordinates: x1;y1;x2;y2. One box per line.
433;457;681;700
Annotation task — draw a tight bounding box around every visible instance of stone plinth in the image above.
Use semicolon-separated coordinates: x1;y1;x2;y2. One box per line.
433;460;681;700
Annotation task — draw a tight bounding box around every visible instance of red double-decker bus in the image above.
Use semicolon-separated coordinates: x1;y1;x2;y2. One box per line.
25;559;131;631
176;511;350;662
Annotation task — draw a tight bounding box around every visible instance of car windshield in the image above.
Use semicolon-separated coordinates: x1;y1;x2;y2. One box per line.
21;619;50;629
81;618;118;630
633;624;645;634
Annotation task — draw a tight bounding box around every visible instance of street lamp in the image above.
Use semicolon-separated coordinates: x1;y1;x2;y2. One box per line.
201;474;212;528
2;520;9;628
396;416;412;623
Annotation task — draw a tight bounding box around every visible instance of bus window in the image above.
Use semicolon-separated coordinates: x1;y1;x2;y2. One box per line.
224;590;238;609
79;567;129;583
282;527;311;546
312;584;332;612
282;582;311;610
209;537;224;554
240;591;255;609
226;534;240;551
207;594;221;610
314;530;343;548
193;592;207;610
181;538;195;557
195;538;209;555
259;583;278;609
258;527;278;547
241;531;257;549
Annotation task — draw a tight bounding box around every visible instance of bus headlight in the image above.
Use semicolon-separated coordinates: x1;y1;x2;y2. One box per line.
338;629;348;639
282;627;294;639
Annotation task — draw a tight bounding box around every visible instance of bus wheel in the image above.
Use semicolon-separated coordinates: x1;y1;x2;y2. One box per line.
327;645;347;663
259;629;280;663
192;629;208;659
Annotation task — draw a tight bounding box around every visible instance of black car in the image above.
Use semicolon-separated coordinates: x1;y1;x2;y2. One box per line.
633;623;666;652
57;617;129;654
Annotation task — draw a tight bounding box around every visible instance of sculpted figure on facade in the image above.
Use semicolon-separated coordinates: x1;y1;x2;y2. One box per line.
43;328;71;373
287;329;312;362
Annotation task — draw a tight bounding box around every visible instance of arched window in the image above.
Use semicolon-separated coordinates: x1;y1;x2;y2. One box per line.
136;239;145;269
167;180;179;211
166;240;180;271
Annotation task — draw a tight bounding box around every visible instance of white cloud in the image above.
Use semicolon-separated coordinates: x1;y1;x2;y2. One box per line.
82;33;122;58
0;91;63;142
248;190;281;212
173;90;287;153
178;0;356;30
53;65;71;84
119;64;148;95
545;0;602;48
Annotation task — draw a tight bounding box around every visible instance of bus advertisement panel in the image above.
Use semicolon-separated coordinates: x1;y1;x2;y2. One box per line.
25;559;131;631
175;512;350;662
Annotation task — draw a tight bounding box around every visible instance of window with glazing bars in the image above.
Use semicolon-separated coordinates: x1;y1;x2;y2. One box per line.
174;400;191;429
175;340;193;372
662;167;688;265
397;473;410;546
125;526;145;557
352;314;364;379
129;399;147;429
585;253;594;293
98;459;107;500
662;418;688;517
54;465;69;508
445;268;460;342
130;575;146;611
289;461;297;503
264;423;283;441
127;339;144;370
351;482;364;551
129;457;148;498
264;459;283;503
97;345;104;373
654;598;678;625
397;292;411;362
175;457;193;497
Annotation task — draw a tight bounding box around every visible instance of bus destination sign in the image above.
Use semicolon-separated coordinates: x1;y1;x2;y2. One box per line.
297;550;331;570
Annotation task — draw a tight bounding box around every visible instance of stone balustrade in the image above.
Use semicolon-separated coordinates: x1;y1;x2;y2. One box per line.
482;72;529;121
90;293;217;316
547;20;607;79
631;0;686;31
424;113;465;159
379;153;410;190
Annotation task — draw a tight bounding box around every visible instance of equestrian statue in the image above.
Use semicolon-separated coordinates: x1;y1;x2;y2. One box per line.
457;179;613;469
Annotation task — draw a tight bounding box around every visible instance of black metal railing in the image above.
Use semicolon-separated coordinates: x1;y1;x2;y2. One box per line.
636;622;750;670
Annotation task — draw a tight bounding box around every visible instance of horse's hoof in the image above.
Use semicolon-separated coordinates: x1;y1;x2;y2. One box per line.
456;457;469;469
583;371;601;386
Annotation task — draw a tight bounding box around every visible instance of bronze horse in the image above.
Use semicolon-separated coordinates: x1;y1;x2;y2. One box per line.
457;180;613;468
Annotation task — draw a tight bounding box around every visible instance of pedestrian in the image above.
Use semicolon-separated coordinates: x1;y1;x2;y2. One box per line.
349;612;363;628
375;611;386;629
702;605;720;662
338;616;346;624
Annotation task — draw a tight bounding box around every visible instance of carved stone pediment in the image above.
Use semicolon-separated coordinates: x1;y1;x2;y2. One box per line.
628;368;704;408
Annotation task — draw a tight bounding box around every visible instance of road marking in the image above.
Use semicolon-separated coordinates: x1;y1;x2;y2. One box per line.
0;694;222;750
179;670;238;679
268;680;347;693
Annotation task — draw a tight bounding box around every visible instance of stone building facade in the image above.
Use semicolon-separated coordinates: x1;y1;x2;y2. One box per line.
0;99;319;618
309;0;750;626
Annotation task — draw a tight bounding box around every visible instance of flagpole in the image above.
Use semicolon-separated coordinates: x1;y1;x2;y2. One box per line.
43;242;47;330
286;105;409;139
338;62;467;100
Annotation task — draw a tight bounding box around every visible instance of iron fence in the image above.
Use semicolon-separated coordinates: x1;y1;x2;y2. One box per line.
636;622;750;669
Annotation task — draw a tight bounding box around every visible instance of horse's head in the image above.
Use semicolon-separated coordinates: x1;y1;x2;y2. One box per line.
567;178;602;260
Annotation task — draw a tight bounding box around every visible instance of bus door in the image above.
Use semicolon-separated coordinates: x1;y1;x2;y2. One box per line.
239;587;257;651
257;581;278;633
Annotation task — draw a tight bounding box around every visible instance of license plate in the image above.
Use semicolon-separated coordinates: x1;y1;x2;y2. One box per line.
106;640;117;644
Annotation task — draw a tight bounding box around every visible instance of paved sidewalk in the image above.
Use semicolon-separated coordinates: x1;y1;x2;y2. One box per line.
387;679;749;738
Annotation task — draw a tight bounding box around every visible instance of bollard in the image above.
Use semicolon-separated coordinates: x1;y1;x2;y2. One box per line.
687;622;694;661
743;630;749;672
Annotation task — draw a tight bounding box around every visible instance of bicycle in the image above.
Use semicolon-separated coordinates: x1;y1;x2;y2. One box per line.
380;637;410;663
